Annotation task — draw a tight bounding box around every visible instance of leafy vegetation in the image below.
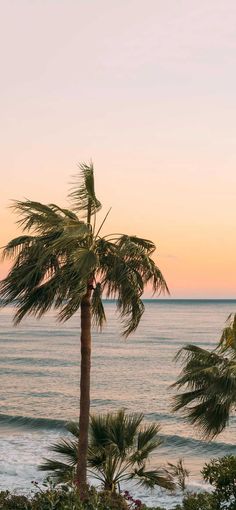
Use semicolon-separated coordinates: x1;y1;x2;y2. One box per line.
202;455;236;509
167;459;189;492
1;455;236;508
39;410;174;492
173;313;236;438
0;485;129;510
174;492;215;510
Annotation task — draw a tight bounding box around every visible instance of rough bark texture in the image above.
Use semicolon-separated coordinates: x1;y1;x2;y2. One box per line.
76;288;92;498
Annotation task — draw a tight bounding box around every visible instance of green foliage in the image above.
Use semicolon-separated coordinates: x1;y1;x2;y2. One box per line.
202;455;236;509
167;459;190;492
69;162;102;219
0;490;31;509
173;314;236;438
39;410;174;492
219;313;236;352
174;455;236;510
0;484;130;510
174;492;216;510
0;162;168;334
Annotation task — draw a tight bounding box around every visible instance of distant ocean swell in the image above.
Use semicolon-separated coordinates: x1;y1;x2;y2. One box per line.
1;413;235;457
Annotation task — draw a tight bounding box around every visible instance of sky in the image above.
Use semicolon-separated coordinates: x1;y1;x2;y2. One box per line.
1;0;236;298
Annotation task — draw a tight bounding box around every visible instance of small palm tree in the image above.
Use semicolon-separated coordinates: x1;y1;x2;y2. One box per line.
173;314;236;438
167;459;189;492
0;163;168;496
39;410;174;493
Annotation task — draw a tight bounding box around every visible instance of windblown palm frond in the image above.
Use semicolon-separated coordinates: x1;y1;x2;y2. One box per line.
96;237;169;336
219;313;236;352
173;316;236;438
69;162;101;220
167;459;189;492
39;410;174;492
129;466;174;490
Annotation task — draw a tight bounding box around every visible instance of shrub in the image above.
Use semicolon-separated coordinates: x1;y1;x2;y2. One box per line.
0;490;31;510
202;455;236;509
174;492;216;510
0;484;130;510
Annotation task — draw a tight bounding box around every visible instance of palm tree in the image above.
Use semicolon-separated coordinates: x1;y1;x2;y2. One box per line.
0;163;168;496
167;459;189;492
173;314;236;438
39;409;174;493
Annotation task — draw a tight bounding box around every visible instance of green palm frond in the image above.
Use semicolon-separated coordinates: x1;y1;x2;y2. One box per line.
132;424;162;464
167;459;189;492
66;421;80;437
119;236;156;255
108;410;143;453
48;438;78;464
49;204;78;220
173;340;236;438
39;411;171;493
91;283;106;329
39;458;75;482
12;200;64;233
2;235;36;260
219;313;236;352
69;162;101;221
97;236;168;335
89;414;110;448
129;466;174;490
57;283;87;322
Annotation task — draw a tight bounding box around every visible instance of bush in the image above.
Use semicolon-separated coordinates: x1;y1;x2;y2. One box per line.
0;485;130;510
202;455;236;509
174;492;216;510
0;490;31;510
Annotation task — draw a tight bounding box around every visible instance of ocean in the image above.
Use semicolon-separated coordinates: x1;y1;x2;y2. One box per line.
0;299;236;508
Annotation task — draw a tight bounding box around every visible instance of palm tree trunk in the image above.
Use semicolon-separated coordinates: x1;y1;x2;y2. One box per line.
76;287;92;498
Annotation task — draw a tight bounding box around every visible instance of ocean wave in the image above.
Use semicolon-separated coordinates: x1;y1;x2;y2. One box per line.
159;433;236;454
0;356;77;367
0;413;67;431
1;413;236;456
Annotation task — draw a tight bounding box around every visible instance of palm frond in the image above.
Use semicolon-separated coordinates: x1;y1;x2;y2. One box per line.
132;424;162;464
49;438;78;464
219;313;236;352
66;421;80;437
39;458;75;482
129;466;175;490
119;236;156;255
2;235;36;260
108;410;143;453
91;283;106;329
57;282;87;322
97;235;168;336
69;162;101;221
11;200;64;233
173;343;236;438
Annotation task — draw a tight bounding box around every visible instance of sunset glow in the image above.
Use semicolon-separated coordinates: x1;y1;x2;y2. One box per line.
1;0;236;297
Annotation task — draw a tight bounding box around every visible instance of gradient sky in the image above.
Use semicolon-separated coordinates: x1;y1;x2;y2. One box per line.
1;0;236;297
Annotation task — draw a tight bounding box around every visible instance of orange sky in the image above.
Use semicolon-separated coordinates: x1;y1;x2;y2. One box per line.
1;1;236;298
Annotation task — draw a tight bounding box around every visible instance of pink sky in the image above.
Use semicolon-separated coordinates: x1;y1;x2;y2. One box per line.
1;1;236;297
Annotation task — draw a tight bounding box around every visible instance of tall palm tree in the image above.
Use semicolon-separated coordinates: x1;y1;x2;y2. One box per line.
39;410;174;493
173;314;236;438
0;163;168;496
